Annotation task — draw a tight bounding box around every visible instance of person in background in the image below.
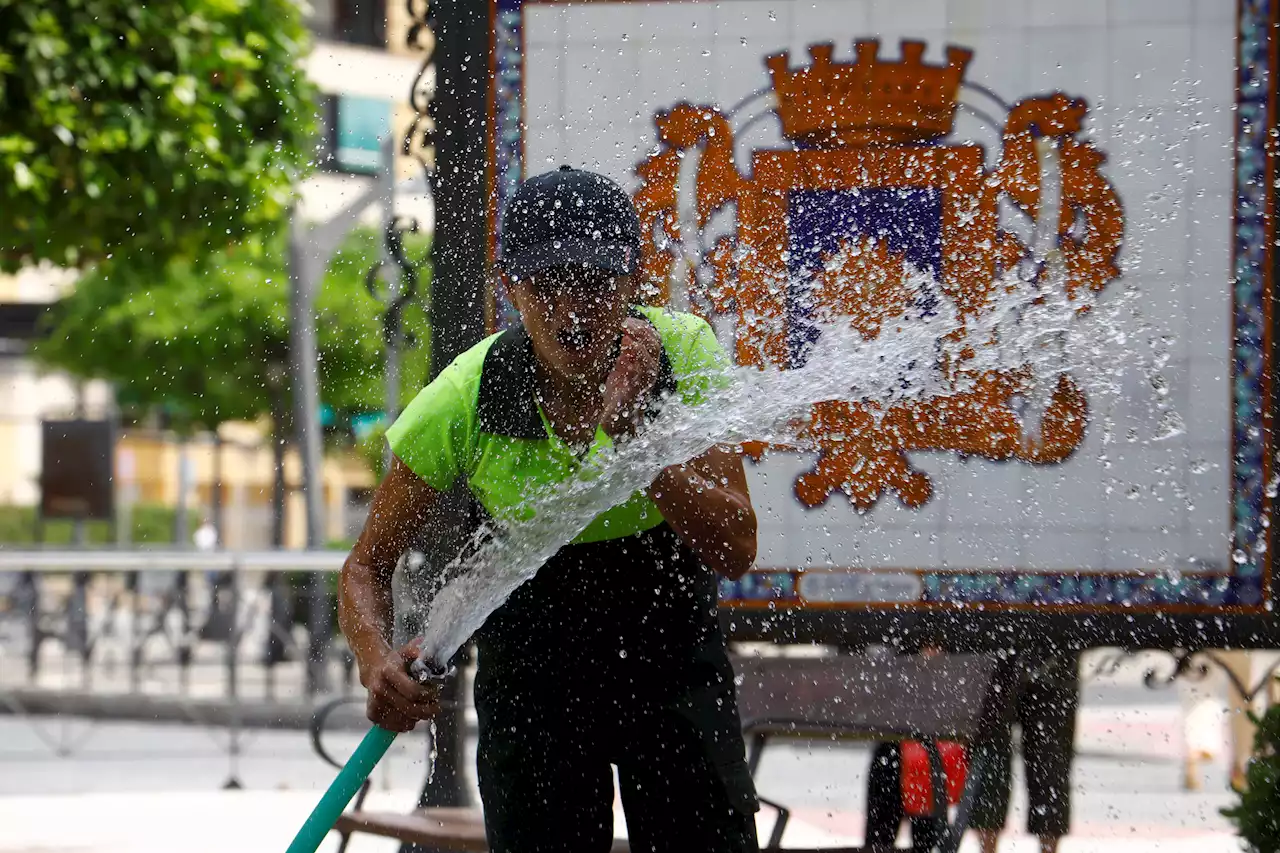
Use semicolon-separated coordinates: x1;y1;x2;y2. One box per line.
1181;649;1280;791
194;517;218;553
861;639;949;852
864;739;946;852
969;650;1080;853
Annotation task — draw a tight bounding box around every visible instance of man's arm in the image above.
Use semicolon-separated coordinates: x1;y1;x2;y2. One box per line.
600;318;758;578
340;456;443;731
647;444;758;579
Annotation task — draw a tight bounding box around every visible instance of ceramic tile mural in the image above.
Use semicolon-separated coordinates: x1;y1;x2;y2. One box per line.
490;0;1273;615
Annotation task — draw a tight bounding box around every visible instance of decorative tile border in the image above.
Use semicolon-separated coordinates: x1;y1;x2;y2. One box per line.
717;569;1239;608
1228;0;1273;608
491;0;1274;611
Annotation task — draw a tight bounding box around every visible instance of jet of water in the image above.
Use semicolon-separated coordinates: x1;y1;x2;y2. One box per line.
409;252;1139;673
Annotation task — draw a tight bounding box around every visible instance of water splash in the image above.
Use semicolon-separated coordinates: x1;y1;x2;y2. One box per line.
424;719;438;785
410;249;1142;672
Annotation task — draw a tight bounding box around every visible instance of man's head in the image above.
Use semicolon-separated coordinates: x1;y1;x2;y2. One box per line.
500;166;642;383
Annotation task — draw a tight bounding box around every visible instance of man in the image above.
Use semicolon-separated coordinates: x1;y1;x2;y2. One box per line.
195;516;233;641
339;165;761;853
194;517;219;553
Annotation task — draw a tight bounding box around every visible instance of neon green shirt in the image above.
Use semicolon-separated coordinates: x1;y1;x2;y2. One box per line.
385;305;731;544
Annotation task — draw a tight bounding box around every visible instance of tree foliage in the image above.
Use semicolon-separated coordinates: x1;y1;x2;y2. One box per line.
1223;695;1280;852
32;227;432;434
0;0;318;272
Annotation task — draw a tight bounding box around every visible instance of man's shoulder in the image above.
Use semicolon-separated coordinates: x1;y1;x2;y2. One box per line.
633;305;713;344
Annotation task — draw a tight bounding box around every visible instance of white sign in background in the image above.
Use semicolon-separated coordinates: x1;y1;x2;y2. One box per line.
520;0;1236;575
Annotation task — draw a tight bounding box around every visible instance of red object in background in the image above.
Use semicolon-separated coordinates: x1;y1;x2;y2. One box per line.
901;740;968;817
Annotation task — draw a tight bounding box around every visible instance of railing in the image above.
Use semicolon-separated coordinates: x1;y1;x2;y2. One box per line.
4;551;1276;736
0;550;463;790
0;550;360;714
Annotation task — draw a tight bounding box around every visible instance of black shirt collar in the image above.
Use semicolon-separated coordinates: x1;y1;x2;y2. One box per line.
477;307;678;439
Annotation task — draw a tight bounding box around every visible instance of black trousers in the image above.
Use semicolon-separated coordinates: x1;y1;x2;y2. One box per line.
476;696;759;853
968;655;1079;838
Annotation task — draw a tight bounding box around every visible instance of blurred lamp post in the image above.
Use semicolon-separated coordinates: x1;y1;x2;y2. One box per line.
398;0;491;820
288;138;425;694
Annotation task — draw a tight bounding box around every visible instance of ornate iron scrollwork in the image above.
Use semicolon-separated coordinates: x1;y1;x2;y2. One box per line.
366;214;424;345
360;1;436;391
1090;647;1280;705
1140;649;1215;690
403;0;435;182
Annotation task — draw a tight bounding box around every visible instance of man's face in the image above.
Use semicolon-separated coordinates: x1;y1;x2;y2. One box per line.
509;264;634;383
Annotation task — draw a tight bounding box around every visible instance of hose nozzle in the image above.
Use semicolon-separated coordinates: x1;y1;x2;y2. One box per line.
409;656;451;684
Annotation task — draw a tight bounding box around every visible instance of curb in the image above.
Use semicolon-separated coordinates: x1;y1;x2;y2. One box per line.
0;688;362;731
0;687;487;735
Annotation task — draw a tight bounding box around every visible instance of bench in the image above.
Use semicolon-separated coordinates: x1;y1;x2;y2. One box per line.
310;651;1015;852
734;653;1018;853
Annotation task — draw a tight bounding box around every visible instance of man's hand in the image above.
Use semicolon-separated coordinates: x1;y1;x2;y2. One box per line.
360;637;441;732
601;317;662;439
647;445;757;579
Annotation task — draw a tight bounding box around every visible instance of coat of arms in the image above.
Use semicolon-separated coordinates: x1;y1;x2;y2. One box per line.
633;40;1125;510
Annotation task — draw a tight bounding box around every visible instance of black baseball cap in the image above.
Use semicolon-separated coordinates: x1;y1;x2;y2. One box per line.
499;165;642;279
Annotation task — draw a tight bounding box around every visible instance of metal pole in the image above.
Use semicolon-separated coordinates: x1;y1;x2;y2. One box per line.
383;335;401;477
407;0;491;817
381;135;404;474
201;431;233;641
222;557;243;790
212;432;224;536
288;219;333;695
174;441;191;546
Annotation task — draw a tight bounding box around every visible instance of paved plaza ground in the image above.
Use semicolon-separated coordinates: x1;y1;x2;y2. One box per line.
0;667;1251;853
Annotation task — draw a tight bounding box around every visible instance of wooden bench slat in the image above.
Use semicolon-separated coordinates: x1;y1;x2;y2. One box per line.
334;806;631;852
335;807;489;851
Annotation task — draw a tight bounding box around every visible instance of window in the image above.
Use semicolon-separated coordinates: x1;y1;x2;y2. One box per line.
309;0;387;48
314;94;392;175
335;95;391;173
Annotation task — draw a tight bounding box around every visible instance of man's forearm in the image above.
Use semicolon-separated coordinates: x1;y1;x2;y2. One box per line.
339;557;397;669
649;457;757;578
340;457;441;671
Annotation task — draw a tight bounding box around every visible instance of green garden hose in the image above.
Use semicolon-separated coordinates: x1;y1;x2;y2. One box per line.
286;659;448;853
284;724;399;853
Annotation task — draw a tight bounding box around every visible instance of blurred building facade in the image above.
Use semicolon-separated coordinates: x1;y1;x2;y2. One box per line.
0;2;431;547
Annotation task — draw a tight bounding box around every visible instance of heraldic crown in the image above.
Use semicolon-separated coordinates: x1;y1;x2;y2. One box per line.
766;40;973;147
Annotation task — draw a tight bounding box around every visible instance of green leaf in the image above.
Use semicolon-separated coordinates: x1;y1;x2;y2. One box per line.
1221;692;1280;852
0;0;318;273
